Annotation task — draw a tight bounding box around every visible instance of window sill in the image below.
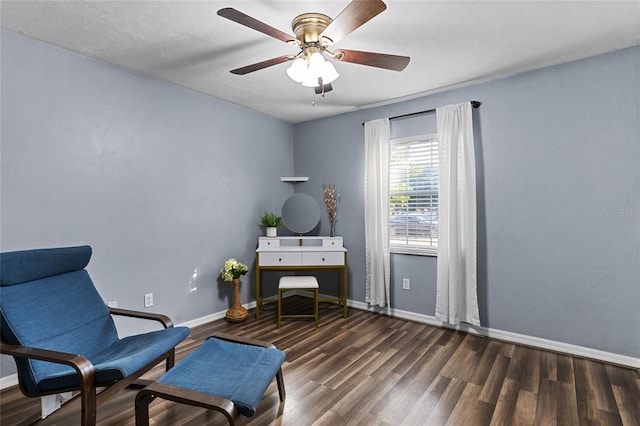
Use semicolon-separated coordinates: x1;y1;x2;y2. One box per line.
390;247;437;257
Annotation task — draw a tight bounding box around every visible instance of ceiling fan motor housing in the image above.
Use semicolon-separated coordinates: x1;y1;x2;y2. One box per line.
292;13;333;45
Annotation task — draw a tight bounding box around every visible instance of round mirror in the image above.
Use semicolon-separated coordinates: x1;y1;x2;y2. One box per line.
281;193;321;234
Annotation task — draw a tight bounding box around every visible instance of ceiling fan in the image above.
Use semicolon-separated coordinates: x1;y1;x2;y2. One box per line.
217;0;410;95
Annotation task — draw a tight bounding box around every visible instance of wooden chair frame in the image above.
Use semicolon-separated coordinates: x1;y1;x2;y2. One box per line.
1;307;179;426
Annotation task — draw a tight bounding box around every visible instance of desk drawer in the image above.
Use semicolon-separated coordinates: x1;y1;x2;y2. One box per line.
258;238;280;249
302;251;345;266
322;237;343;248
259;252;302;266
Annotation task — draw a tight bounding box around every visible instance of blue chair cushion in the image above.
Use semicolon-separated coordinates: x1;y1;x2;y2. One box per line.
1;245;92;286
36;326;190;392
157;337;286;417
1;270;118;348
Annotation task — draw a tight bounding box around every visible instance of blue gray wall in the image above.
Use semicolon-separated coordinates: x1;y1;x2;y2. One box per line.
1;31;294;376
293;46;640;358
1;28;638;383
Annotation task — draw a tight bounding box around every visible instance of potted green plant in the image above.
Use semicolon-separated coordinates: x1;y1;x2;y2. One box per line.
260;212;282;237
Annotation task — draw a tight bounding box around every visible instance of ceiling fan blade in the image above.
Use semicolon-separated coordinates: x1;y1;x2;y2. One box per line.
230;56;291;75
334;49;410;71
217;8;295;43
320;0;387;45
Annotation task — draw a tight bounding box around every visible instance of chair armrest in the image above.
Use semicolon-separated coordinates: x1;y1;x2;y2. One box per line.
209;332;275;349
108;306;174;328
0;340;95;384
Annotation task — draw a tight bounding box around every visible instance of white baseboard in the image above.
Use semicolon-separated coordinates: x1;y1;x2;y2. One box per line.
348;299;640;369
0;374;18;390
177;301;257;329
2;298;637;391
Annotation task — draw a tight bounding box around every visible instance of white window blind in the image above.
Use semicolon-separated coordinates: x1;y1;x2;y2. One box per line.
389;134;439;255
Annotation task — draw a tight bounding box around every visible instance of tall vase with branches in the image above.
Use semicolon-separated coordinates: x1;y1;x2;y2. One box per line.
323;184;341;237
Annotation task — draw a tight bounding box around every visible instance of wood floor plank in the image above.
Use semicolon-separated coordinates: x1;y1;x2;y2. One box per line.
403;374;452;425
323;347;383;390
556;380;580;426
574;357;600;422
424;377;467;425
518;348;542;394
540;350;558;381
440;335;486;383
533;378;557;425
446;382;495;426
372;376;421;425
385;326;444;378
512;389;538;426
1;300;639;426
589;360;622;415
489;377;520;425
331;373;399;423
470;340;502;386
611;384;640;426
557;353;575;384
357;346;399;378
479;354;511;405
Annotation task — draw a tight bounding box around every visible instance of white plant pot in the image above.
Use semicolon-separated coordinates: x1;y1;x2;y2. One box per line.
266;227;277;237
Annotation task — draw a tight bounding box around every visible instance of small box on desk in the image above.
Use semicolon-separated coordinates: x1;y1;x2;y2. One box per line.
322;237;343;248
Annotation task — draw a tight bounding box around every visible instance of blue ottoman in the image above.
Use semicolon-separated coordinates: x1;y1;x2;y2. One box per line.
135;332;286;425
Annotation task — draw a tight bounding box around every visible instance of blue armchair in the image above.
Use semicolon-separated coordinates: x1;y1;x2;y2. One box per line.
0;245;190;425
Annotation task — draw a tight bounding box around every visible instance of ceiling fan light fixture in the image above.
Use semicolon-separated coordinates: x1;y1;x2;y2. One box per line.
289;52;340;87
301;75;321;87
308;52;325;68
286;57;307;83
321;61;340;83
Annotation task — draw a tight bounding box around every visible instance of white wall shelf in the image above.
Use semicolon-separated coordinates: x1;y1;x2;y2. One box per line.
280;176;309;183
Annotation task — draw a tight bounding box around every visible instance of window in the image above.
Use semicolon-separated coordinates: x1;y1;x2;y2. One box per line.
389;134;439;255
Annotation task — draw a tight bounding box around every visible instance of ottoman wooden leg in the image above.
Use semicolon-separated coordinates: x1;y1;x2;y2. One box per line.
134;389;156;426
136;382;238;426
276;368;286;402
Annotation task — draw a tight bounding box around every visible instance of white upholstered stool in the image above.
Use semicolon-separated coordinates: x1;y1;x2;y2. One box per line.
278;276;319;328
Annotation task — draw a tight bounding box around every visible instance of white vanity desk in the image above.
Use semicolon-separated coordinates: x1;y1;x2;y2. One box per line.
255;236;348;319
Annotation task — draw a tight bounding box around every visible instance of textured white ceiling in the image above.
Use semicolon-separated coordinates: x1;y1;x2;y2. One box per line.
2;1;639;123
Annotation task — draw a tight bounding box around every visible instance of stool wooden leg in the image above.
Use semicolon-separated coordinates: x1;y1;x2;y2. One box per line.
314;288;319;327
277;289;282;329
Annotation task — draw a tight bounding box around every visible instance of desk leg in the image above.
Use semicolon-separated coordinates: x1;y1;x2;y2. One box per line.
255;266;261;319
343;263;348;318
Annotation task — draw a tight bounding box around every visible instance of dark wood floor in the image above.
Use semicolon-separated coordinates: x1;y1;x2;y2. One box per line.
1;298;639;425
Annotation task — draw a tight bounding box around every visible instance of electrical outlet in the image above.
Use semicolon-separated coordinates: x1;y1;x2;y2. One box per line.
144;293;154;308
107;301;118;308
402;278;410;290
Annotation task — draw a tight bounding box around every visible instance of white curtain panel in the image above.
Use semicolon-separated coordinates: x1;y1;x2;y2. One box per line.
364;118;391;307
435;102;480;326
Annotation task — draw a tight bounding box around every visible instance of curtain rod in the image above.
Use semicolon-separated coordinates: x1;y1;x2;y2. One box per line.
362;101;481;126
